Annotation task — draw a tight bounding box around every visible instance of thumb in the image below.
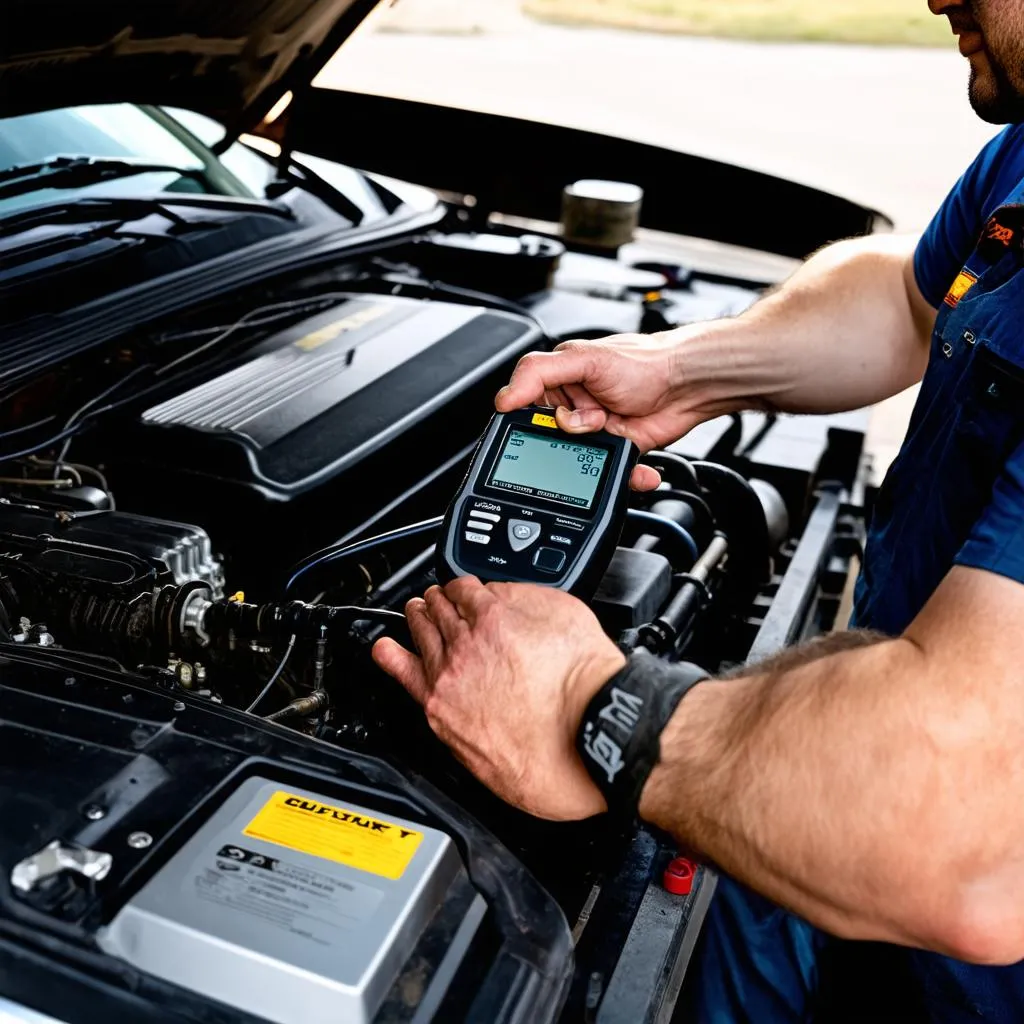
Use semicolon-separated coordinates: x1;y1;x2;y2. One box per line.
496;348;594;412
555;405;608;433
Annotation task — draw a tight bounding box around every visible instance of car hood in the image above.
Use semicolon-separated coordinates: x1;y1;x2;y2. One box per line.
0;0;382;138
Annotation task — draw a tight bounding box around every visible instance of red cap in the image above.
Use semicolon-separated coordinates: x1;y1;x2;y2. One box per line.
663;857;696;896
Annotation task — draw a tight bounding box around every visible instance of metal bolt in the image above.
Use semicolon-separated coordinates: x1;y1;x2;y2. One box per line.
988;382;1001;399
941;341;954;358
172;701;186;712
195;663;207;684
122;693;133;704
83;804;106;821
127;831;153;849
64;676;76;686
176;663;194;688
37;632;55;647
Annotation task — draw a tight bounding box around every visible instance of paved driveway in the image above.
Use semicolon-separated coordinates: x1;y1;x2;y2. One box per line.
323;17;998;232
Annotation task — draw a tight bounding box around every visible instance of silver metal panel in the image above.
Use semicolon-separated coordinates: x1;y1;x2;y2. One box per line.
99;776;464;1024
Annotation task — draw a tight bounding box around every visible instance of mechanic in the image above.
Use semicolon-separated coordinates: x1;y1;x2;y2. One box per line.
373;0;1024;1019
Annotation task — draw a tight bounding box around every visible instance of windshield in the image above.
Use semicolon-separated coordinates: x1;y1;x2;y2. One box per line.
0;104;277;217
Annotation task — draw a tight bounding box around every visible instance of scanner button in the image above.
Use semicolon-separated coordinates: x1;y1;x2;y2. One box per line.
471;510;501;522
465;532;491;545
508;519;542;552
467;520;494;531
533;547;567;574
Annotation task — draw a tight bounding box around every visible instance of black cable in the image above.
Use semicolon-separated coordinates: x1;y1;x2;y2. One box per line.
0;415;57;439
154;294;354;376
737;412;778;459
285;517;444;597
155;294;352;344
51;363;154;471
353;263;550;336
625;509;699;563
244;634;296;714
0;423;84;466
329;606;407;623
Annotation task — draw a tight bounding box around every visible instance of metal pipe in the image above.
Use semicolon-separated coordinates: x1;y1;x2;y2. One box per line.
635;534;729;655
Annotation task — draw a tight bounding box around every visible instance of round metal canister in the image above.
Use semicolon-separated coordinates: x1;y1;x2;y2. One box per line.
561;179;644;251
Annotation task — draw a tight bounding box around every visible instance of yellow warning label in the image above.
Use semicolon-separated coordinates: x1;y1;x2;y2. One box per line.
531;412;558;429
293;305;388;351
944;269;978;309
242;791;424;880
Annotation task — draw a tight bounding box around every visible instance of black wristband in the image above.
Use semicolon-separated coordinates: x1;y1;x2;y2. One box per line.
575;649;710;821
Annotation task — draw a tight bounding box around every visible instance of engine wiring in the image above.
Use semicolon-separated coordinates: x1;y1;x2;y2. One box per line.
153;292;356;378
0;266;545;473
285;517;445;597
284;510;701;598
0;294;355;469
244;634;297;715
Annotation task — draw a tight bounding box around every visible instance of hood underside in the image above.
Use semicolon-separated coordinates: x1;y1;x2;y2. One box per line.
0;0;382;138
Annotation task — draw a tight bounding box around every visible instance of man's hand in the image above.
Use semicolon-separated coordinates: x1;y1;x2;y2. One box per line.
495;236;935;492
371;578;626;820
496;330;729;492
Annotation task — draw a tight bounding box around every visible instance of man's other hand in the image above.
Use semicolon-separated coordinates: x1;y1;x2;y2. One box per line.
371;578;626;821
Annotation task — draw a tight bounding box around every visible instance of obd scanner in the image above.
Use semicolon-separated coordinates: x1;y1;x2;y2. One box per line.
438;407;637;598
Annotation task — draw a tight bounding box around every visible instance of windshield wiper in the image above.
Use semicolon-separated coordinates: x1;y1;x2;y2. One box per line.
0;194;296;240
0;155;213;202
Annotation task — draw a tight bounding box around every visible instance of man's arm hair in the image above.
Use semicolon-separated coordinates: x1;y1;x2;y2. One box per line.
672;233;936;419
639;566;1024;965
718;628;889;680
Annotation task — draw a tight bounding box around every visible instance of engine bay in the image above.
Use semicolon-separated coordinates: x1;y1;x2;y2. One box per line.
0;216;870;1024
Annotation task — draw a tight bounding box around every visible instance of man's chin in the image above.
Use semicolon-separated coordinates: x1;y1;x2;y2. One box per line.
969;61;1024;124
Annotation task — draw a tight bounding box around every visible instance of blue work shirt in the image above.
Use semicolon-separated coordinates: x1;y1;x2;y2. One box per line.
854;125;1024;636
852;125;1024;1018
693;129;1024;1024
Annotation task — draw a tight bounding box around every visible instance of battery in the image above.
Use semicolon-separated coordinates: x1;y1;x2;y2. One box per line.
98;776;480;1024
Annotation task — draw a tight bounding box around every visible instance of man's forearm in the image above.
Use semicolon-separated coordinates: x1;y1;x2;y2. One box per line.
637;577;1024;963
668;234;934;417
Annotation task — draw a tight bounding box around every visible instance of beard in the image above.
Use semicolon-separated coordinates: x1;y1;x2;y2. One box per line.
969;53;1024;123
966;2;1024;123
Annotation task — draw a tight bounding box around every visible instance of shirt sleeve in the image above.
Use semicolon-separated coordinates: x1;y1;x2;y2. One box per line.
914;126;1020;309
956;435;1024;585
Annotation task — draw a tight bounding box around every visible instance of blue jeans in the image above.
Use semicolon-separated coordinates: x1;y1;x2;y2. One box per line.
688;876;1024;1023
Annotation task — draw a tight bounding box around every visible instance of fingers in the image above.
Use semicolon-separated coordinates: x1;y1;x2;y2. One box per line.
443;576;494;623
371;637;429;705
496;348;593;412
631;464;662;491
423;585;466;643
563;382;602;411
406;597;445;675
555;404;608;433
544;387;571;410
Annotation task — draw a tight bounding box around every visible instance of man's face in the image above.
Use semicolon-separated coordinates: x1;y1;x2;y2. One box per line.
930;0;1024;123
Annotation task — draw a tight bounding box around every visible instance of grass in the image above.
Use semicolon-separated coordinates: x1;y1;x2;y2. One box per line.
522;0;954;47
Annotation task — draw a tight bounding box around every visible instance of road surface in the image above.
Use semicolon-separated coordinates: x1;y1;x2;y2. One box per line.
324;16;997;232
